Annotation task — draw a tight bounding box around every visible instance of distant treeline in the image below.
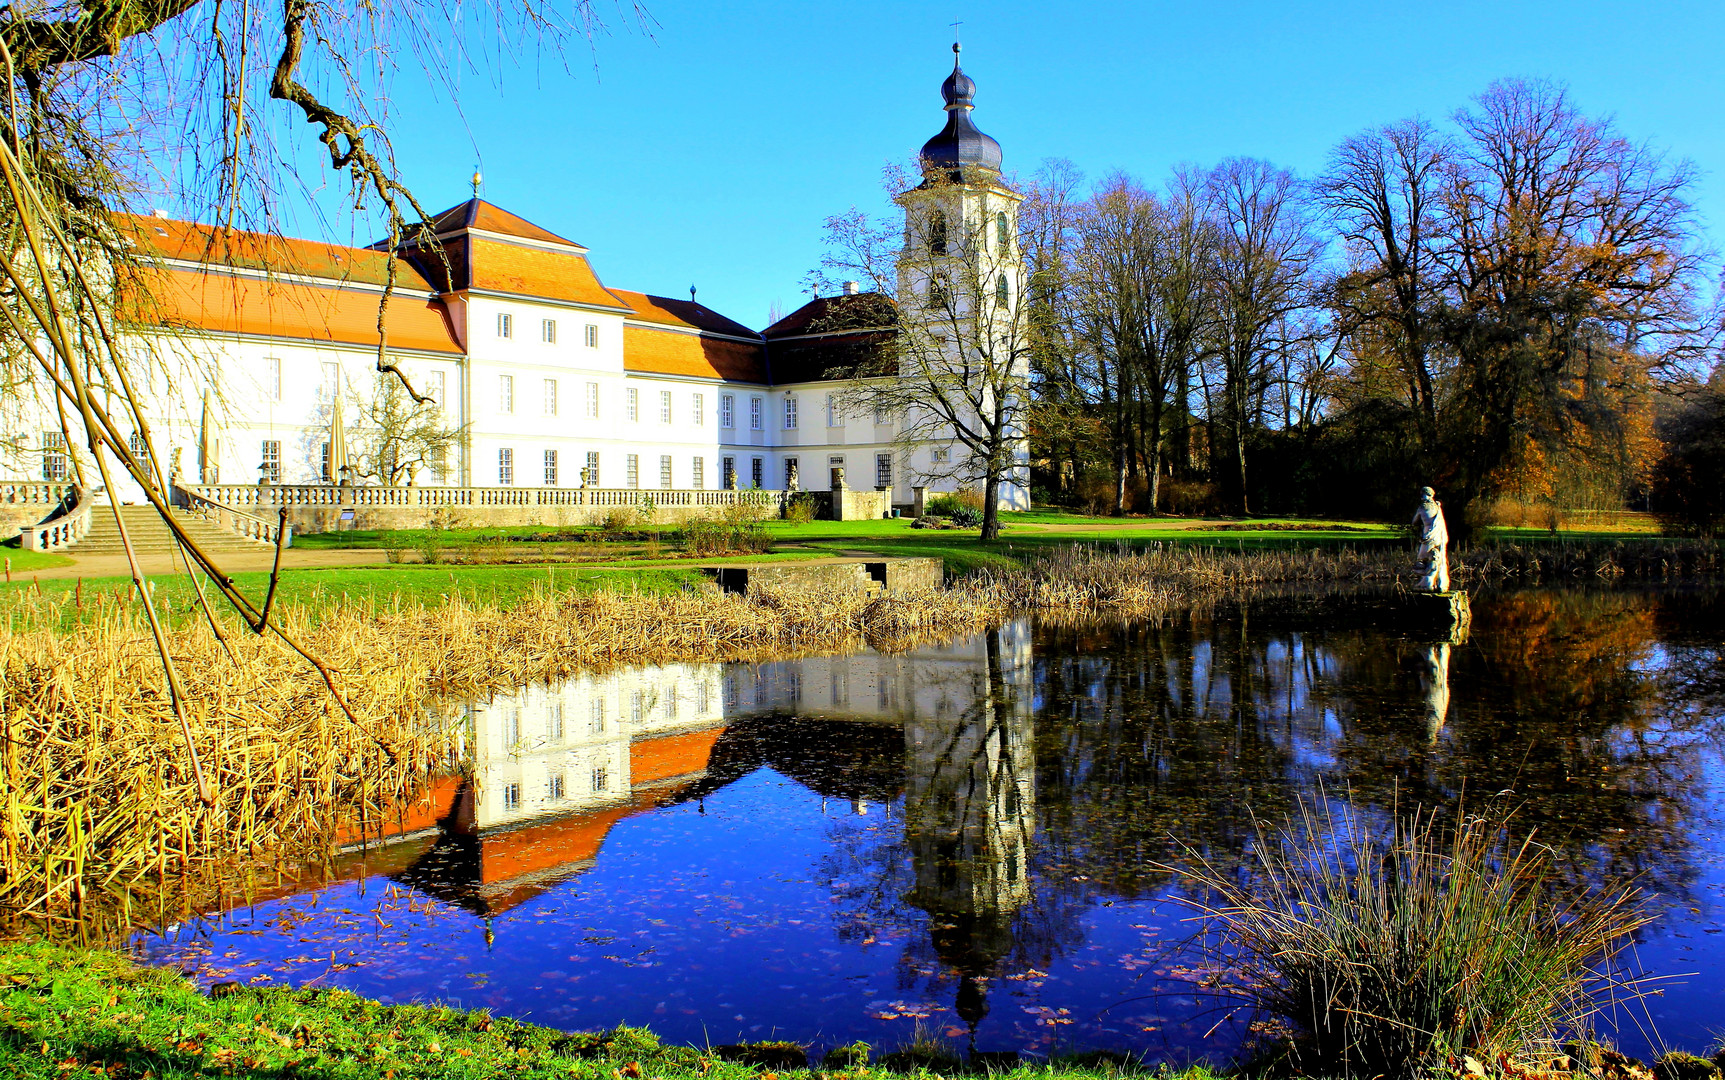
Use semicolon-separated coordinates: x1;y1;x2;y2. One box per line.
1021;77;1724;536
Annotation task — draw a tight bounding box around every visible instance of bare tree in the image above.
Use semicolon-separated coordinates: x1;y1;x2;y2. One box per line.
345;376;468;486
813;166;1030;540
1202;157;1320;515
1436;78;1711;530
1318;118;1452;454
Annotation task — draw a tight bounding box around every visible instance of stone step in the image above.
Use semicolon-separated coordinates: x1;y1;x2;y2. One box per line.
73;507;274;554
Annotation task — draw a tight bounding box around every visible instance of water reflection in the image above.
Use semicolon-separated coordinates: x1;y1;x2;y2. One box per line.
140;589;1725;1064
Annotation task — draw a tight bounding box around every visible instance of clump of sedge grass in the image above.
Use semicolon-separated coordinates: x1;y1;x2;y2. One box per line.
1170;799;1651;1080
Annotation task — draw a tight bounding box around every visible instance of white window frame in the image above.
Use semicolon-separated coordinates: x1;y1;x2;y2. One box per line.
497;312;513;339
499;374;514;414
260;440;281;483
720;394;735;429
784;395;797;430
585;450;600;486
692;392;705;426
585;381;600;419
40;431;67;482
584;323;598;348
428;369;446;412
542;318;557;344
826;393;840;428
498;447;515;485
544;378;558;416
692;456;705;489
625;453;639;488
659;454;673;488
749;396;763;431
265;356;282;402
626;387;639;422
660;390;672;424
544;448;558;486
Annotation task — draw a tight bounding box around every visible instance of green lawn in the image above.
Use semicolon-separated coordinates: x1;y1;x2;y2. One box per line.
0;540;73;573
0;941;1218;1080
0;562;708;624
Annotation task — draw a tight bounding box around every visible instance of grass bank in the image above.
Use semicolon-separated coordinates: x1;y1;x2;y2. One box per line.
0;941;1213;1080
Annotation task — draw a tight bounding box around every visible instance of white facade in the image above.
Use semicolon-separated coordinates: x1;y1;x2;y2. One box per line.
2;51;1032;515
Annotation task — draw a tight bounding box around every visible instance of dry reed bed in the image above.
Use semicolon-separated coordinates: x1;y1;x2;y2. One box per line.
2;537;1718;933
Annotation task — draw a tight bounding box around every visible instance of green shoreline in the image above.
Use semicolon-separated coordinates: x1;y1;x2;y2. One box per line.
0;941;1221;1079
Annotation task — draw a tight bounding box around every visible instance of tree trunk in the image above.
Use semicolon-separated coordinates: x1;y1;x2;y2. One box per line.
981;469;1002;541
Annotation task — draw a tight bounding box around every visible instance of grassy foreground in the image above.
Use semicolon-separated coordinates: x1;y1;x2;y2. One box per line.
0;941;1213;1080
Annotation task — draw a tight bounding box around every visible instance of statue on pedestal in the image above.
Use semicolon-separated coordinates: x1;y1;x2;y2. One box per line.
1412;486;1449;592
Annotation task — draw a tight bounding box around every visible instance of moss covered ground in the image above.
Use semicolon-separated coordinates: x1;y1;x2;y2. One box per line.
0;942;1222;1080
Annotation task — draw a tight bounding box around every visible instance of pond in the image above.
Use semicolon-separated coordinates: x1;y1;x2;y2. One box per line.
137;588;1725;1066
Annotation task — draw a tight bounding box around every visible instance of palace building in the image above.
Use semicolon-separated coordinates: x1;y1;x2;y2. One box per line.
3;46;1028;538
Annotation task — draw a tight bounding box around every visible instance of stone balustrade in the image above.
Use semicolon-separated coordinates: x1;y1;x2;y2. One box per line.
175;483;794;531
20;484;96;552
1;481;76;508
179;487;293;548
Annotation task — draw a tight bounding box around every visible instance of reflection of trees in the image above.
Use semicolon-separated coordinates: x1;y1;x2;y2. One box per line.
820;628;1088;1030
1029;590;1725;906
1031;615;1311;897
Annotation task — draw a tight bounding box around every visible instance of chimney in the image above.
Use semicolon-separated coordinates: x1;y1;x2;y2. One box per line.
842;280;860;296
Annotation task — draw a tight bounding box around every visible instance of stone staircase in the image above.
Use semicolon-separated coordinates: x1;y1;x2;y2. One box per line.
71;505;275;557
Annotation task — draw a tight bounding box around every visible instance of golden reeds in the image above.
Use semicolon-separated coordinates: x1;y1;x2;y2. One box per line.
2;536;1717;936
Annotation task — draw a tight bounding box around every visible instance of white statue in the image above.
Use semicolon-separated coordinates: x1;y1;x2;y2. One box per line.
1421;642;1451;744
1412;486;1449;592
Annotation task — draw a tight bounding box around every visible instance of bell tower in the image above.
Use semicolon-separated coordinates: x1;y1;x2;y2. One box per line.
896;43;1024;326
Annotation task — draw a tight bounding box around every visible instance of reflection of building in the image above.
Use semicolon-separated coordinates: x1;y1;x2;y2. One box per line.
899;627;1036;1031
357;627;1033;923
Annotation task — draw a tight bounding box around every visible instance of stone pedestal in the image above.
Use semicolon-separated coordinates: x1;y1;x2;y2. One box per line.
912;486;927;518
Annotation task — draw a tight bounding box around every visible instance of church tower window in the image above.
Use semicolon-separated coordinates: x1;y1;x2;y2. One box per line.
995;276;1010;307
996;211;1010;253
926;212;948;256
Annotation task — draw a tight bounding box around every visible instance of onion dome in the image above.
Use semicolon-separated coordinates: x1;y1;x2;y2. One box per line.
919;43;1003;177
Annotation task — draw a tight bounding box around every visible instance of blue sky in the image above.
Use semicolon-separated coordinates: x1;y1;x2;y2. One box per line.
278;0;1725;330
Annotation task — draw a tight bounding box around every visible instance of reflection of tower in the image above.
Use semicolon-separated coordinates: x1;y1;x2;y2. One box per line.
903;627;1034;1033
1420;642;1451;744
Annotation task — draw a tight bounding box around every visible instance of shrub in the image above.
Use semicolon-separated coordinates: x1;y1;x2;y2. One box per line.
678;516;772;557
596;508;637;540
1171;800;1650;1080
925;493;966;517
783;491;820;524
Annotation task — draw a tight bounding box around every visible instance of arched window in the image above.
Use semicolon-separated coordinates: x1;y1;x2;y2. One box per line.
926;212;948;256
926;277;949;310
995;275;1010;307
996;211;1010;253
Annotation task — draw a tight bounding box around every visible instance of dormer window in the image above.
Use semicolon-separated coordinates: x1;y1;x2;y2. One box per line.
926;212;948;256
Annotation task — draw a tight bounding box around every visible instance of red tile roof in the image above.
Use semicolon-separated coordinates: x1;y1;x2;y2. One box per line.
613;289;761;339
425;199;581;248
134;264;464;354
125;215;439;291
623;325;768;383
